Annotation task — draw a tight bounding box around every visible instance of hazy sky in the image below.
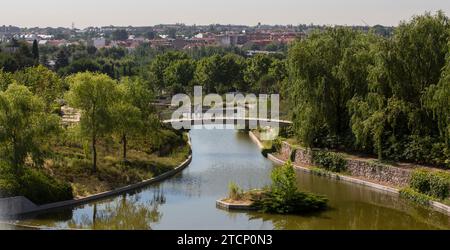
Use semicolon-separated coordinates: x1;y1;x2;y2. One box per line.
1;0;449;28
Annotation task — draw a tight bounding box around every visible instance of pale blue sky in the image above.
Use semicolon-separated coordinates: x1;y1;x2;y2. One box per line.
1;0;449;28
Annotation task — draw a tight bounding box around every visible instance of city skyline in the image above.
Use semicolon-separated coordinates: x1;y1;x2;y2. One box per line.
1;0;449;28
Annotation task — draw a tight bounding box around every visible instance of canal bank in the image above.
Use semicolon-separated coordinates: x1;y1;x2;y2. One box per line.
5;128;450;229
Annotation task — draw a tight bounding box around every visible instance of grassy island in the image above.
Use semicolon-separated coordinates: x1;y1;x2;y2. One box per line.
222;162;328;214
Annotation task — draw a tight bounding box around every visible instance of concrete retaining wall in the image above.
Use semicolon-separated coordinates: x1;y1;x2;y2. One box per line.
0;197;38;217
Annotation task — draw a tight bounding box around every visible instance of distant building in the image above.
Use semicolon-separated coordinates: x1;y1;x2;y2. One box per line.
38;40;48;45
246;32;271;41
246;50;282;57
47;39;68;47
216;34;247;47
92;38;106;49
173;38;189;50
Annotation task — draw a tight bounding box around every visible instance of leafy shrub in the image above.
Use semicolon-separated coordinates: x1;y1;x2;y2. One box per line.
253;162;328;214
409;169;450;200
0;164;21;198
18;168;73;205
254;190;328;214
400;188;432;206
380;136;450;168
312;151;348;173
0;161;73;205
150;128;185;156
279;125;294;138
272;138;283;153
401;136;449;167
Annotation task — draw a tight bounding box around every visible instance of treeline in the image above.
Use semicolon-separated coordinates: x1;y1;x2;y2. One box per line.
0;39;39;72
0;40;287;96
285;12;450;168
144;51;285;95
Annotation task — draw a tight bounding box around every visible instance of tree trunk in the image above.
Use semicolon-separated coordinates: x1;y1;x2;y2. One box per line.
92;135;97;172
122;134;127;162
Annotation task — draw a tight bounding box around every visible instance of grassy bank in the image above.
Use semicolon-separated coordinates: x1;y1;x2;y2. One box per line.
0;129;191;204
47;140;190;198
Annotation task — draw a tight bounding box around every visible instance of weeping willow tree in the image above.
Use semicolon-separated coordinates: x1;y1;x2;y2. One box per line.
425;53;450;166
286;28;375;148
348;12;449;163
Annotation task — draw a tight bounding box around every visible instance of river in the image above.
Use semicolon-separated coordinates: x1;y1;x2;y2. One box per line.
8;128;450;229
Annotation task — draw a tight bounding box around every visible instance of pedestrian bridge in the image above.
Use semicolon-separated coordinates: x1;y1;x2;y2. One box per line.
162;116;292;127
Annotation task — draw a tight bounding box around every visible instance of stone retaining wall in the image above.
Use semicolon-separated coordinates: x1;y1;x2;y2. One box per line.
346;159;411;187
278;141;411;187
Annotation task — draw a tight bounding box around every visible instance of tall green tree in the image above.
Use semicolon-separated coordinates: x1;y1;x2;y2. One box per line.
244;54;273;92
148;51;188;94
111;102;141;161
163;59;195;94
194;54;245;93
348;12;449;160
0;83;60;168
55;49;69;71
65;72;119;172
32;40;39;61
287;28;371;147
110;78;156;162
14;65;65;111
425;54;450;146
0;69;14;91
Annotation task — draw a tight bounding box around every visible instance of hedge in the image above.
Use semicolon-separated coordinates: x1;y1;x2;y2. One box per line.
409;169;450;200
312;151;348;173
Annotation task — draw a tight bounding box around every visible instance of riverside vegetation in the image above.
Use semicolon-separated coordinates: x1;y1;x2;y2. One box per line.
225;162;328;214
0;67;190;204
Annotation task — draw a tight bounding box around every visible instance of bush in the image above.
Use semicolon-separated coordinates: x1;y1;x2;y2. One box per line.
381;136;450;168
312;151;348;173
18;168;74;205
253;162;328;214
279;125;294;138
401;136;449;167
400;188;432;206
150;128;185;156
254;190;328;214
409;169;450;200
0;162;73;205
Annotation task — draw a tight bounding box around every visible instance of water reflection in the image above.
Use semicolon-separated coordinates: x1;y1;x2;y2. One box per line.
69;191;165;230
